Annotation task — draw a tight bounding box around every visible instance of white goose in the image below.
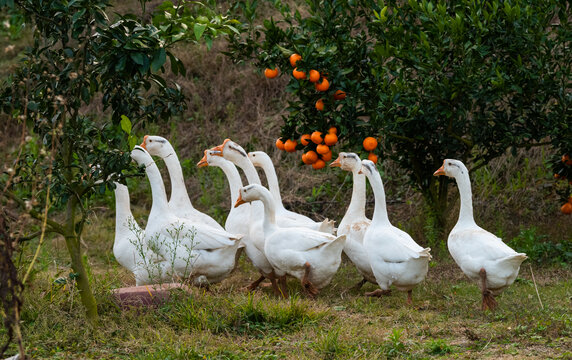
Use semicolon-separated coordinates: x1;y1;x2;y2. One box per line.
140;135;223;230
131;146;243;285
248;150;335;234
330;153;376;288
360;160;431;303
113;182;173;285
197;149;250;236
434;159;527;310
210;139;280;293
235;184;346;298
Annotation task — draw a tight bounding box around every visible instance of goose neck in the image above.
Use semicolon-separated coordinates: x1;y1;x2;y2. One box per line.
114;185;134;233
344;170;367;219
368;171;391;226
144;161;171;215
256;189;278;232
261;160;284;208
454;170;476;226
162;150;193;208
216;161;242;205
237;157;262;186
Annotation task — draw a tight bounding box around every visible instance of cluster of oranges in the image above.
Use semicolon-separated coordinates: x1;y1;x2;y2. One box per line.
265;53;347;112
554;154;572;183
276;127;338;170
363;137;379;164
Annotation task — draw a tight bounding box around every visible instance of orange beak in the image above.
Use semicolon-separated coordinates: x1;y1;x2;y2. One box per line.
211;138;231;156
433;163;446;176
234;192;246;208
197;150;208;167
140;135;149;149
329;156;341;167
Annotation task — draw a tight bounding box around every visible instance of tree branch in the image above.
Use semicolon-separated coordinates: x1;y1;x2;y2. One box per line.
1;190;65;235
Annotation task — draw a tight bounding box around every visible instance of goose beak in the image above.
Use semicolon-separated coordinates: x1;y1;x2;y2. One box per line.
211;144;224;155
197;151;208;167
140;135;149;149
433;164;446;176
234;193;246;208
329;156;341;167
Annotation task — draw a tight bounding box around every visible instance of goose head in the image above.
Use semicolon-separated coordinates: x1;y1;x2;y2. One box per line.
211;139;249;164
234;184;264;207
196;149;223;168
247;151;271;168
330;152;362;172
130;145;154;167
357;159;376;176
433;159;468;178
140;135;174;159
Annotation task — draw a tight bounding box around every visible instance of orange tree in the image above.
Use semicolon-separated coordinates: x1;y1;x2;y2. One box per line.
226;0;571;232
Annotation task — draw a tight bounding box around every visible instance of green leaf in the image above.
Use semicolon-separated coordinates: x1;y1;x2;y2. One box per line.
120;115;132;135
151;48;166;72
130;52;145;65
128;135;138;149
194;23;207;41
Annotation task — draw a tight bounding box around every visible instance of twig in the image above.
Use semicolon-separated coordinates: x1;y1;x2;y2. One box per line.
528;264;544;310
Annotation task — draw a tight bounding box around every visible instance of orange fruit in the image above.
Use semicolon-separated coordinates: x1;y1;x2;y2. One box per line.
554;174;560;179
328;126;337;134
564;154;572;166
316;144;330;155
311;131;323;144
368;152;378;164
333;90;346;100
293;68;306;80
284;139;298;153
315;78;330;92
289;53;302;67
315;99;324;111
312;159;326;170
300;134;311;146
264;68;279;79
363;137;378;151
309;70;320;83
304;150;318;164
275;138;285;151
324;133;338;146
321;150;333;161
561;202;572;214
301;153;310;165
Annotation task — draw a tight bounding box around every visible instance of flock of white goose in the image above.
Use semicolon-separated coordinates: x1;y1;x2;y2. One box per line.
113;135;527;310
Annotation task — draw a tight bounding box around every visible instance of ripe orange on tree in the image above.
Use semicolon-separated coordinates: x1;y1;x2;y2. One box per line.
304;150;318;164
315;78;330;92
561;202;572;215
300;134;311;146
275;138;285;151
289;53;302;67
309;69;320;83
301;153;312;165
324;133;338;146
315;99;324;111
368;152;378;164
316;144;329;155
264;68;279;79
311;131;323;144
563;154;572;165
328;126;337;135
333;90;346;100
363;137;378;151
293;68;306;80
284;139;298;153
321;150;333;161
312;159;326;170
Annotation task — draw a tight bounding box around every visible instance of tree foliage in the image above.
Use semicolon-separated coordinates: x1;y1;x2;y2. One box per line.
226;0;571;228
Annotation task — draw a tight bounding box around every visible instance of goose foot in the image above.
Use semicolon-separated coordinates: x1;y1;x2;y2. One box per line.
302;262;319;298
407;290;413;305
245;275;266;292
479;268;498;311
365;289;391;297
270;278;282;297
278;276;289;298
352;278;368;291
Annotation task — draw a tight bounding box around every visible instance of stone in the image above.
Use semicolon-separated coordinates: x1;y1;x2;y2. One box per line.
111;283;191;308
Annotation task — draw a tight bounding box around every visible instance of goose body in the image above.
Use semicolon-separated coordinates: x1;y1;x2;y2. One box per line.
330;153;376;285
131;146;243;285
113;182;173;285
361;160;430;302
141;135;223;230
236;184;346;296
248;151;335;234
434;159;527;309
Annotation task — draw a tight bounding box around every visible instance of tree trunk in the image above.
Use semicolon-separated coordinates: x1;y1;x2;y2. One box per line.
63;196;98;322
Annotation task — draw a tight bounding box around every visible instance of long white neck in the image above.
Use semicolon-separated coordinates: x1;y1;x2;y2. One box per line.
114;183;138;238
367;170;391;226
259;158;285;210
343;168;367;221
453;169;476;227
144;160;171;217
162;149;194;209
236;157;262;186
252;189;278;233
214;160;243;206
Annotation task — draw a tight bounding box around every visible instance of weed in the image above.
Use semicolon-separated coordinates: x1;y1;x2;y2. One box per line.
385;328;406;358
427;338;452;355
509;227;572;265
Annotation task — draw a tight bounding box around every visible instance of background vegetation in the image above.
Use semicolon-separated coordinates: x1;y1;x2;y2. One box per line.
0;0;570;358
